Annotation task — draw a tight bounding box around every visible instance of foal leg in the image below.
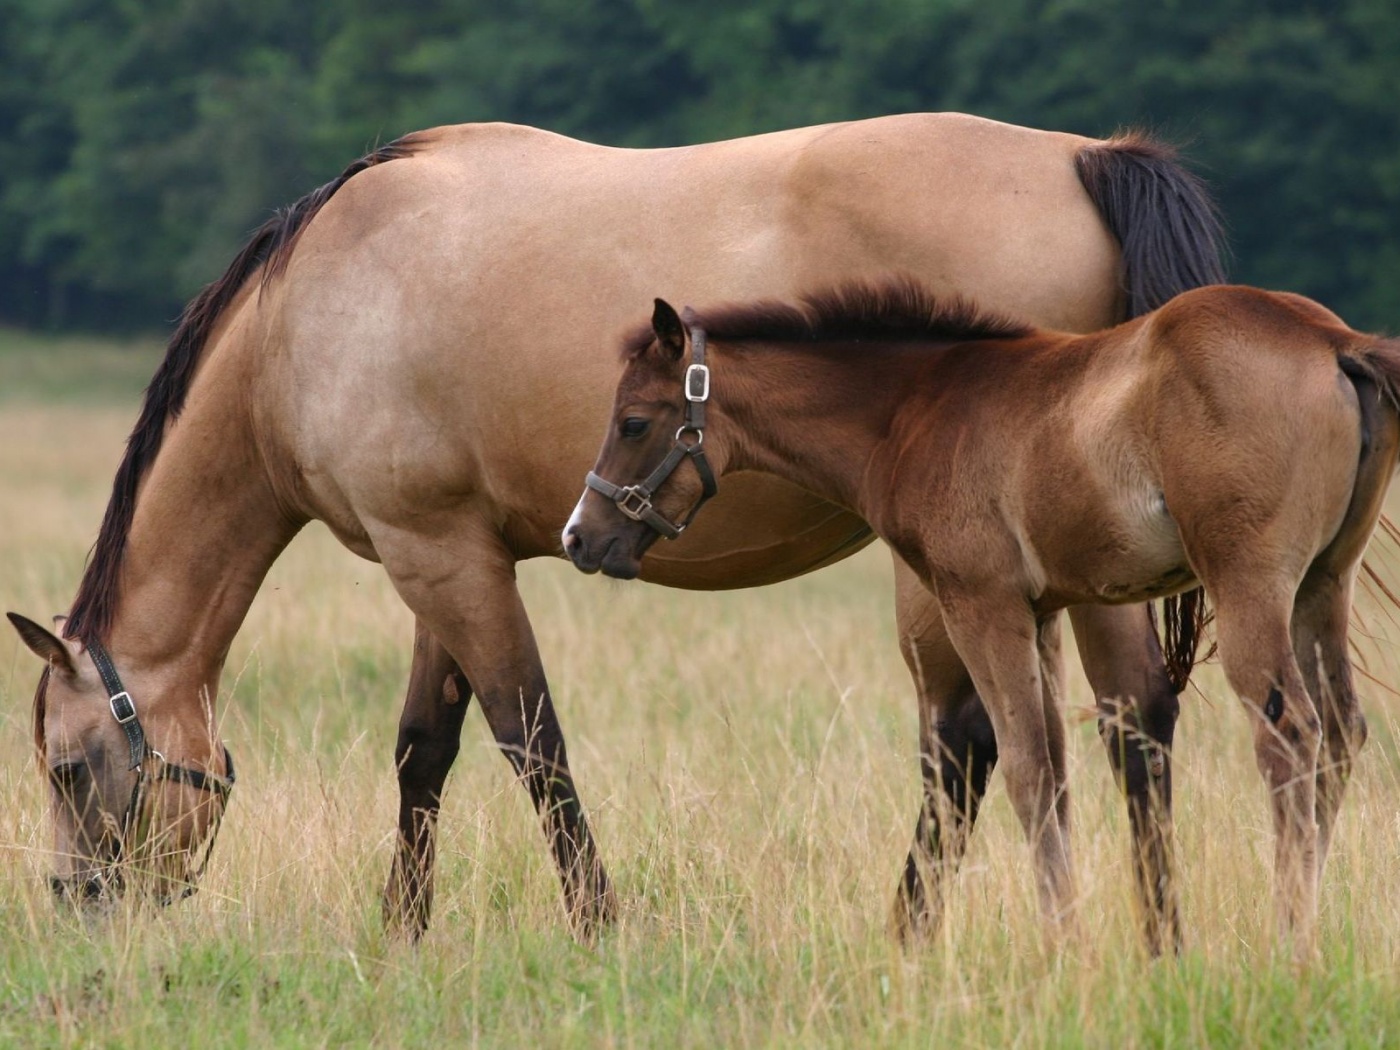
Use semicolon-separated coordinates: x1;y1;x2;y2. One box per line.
890;563;996;940
1069;603;1182;954
939;588;1077;934
379;525;616;936
1036;614;1071;851
1289;384;1396;877
1210;580;1321;953
383;618;471;939
1292;569;1365;877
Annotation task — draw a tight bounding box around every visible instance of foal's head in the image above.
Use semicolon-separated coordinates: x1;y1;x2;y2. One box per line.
564;299;724;579
7;613;233;905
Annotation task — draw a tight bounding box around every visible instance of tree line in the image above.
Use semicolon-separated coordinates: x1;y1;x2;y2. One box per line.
3;0;1397;332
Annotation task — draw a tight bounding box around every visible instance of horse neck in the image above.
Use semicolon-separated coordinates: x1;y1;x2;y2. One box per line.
714;341;906;515
103;357;299;690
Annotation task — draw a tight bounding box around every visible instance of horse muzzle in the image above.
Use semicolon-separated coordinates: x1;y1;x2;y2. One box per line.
564;526;649;579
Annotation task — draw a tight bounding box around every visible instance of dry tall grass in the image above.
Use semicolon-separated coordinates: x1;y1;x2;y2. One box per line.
2;341;1399;1046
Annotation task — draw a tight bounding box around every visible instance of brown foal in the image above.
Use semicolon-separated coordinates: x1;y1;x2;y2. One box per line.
566;279;1400;957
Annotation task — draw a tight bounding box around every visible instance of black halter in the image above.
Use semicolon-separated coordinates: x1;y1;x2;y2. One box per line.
86;637;235;898
584;325;719;539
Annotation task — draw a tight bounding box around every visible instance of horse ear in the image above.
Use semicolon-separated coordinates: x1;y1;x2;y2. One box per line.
6;612;78;675
652;298;686;361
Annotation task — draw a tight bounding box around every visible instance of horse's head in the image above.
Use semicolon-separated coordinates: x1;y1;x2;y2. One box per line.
564;298;723;579
7;612;234;905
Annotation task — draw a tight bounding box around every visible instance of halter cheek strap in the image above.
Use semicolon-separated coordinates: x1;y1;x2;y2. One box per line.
585;326;719;539
84;638;235;895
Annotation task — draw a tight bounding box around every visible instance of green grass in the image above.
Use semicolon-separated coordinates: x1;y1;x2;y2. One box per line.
0;326;162;405
3;332;1400;1047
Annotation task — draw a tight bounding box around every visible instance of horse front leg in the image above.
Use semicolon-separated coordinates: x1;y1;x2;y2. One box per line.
1068;603;1182;956
378;524;616;938
939;585;1078;939
383;618;471;939
890;559;997;941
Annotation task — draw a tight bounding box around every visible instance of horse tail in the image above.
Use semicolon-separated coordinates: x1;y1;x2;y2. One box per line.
1075;132;1228;692
1345;338;1400;413
65;135;425;645
1332;342;1400;622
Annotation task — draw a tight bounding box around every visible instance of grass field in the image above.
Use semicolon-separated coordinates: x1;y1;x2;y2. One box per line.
2;329;1400;1047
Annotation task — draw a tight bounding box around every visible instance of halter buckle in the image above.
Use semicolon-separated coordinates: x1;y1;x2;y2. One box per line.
685;363;710;402
616;486;654;522
109;691;137;725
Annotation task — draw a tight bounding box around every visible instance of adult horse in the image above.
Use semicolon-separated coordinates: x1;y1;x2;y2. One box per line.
566;280;1398;957
6;113;1222;949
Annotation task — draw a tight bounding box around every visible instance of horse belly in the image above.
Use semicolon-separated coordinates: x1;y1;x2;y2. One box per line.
1074;491;1193;605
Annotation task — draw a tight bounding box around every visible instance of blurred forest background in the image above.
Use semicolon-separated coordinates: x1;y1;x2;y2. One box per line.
3;0;1398;333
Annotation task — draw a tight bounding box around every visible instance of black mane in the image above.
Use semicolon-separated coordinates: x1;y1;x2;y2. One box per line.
622;276;1033;359
64;135;423;644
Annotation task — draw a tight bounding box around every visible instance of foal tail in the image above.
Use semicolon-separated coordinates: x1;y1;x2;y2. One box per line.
1075;133;1228;692
1343;340;1400;424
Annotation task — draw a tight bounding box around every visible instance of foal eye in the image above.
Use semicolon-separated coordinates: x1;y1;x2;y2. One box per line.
621;417;650;439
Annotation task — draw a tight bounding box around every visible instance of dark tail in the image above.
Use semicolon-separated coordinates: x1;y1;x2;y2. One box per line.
1076;132;1228;692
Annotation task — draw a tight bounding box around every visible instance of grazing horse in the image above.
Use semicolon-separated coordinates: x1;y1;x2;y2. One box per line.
565;280;1400;956
6;114;1223;947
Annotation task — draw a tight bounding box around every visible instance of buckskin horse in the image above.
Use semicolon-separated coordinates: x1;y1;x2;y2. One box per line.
6;113;1222;950
565;279;1399;957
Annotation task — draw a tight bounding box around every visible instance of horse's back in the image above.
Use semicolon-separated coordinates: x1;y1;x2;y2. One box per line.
250;114;1124;573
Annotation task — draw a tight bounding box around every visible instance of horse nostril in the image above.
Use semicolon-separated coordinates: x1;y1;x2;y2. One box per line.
562;529;581;554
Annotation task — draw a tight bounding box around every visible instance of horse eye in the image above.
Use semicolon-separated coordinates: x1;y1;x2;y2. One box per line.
48;761;87;793
621;417;650;439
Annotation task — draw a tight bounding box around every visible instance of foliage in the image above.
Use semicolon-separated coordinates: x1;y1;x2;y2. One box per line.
3;0;1400;330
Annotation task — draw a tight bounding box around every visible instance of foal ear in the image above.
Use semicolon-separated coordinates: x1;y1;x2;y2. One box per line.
651;298;687;361
6;612;78;675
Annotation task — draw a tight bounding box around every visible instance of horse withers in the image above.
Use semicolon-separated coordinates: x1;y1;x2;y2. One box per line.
566;280;1400;957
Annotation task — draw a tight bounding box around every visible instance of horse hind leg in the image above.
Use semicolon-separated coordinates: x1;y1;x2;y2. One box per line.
383;618;472;939
1292;570;1366;876
1069;603;1182;956
1209;578;1322;955
890;563;997;941
1293;370;1400;876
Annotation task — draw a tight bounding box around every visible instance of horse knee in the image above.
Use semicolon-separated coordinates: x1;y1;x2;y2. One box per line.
1253;689;1322;787
1350;708;1369;751
930;699;997;798
394;723;461;793
1098;684;1178;795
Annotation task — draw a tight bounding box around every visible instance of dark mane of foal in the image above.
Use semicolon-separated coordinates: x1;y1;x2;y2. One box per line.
62;135;425;646
623;278;1033;359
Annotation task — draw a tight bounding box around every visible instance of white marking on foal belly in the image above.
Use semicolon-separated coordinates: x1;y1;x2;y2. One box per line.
1096;489;1192;601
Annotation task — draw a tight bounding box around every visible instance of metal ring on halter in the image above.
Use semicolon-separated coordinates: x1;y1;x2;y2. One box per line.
675;425;703;444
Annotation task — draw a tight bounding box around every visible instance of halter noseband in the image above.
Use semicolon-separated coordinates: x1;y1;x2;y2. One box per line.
584;325;719;539
78;638;236;899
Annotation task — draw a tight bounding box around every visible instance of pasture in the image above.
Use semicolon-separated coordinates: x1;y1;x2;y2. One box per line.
2;328;1400;1046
